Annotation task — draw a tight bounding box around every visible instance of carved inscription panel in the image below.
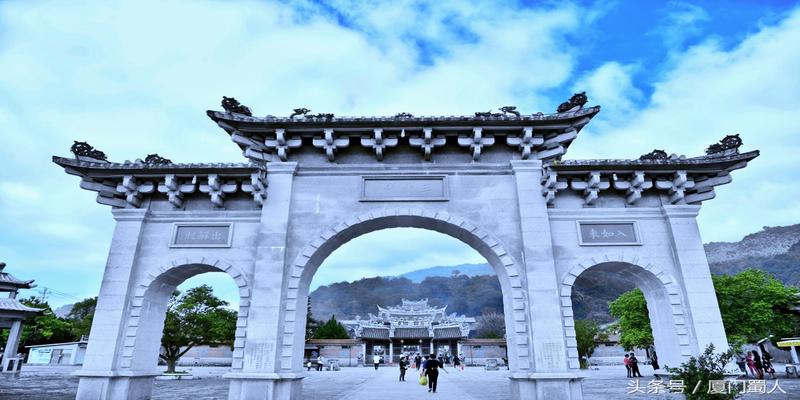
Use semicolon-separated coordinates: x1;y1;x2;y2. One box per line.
360;176;448;202
577;221;641;245
171;223;233;247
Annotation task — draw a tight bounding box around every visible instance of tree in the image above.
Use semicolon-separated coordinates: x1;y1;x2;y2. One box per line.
67;297;97;339
0;297;73;353
608;288;653;351
313;316;350;339
712;268;800;344
668;344;738;400
574;319;606;368
474;312;506;339
159;285;237;373
305;298;320;341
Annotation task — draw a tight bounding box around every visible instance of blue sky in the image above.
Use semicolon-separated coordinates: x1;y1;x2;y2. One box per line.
1;0;799;307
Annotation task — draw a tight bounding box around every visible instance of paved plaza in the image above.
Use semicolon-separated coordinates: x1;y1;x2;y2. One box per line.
1;365;799;400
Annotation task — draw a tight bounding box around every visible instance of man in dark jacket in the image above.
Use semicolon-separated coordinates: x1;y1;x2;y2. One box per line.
422;353;446;393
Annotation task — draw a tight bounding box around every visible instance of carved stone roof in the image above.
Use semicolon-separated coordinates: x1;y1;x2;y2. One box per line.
207;106;600;129
548;150;759;173
433;327;463;339
207;106;601;163
361;327;390;340
0;263;36;291
52;156;267;209
52;156;258;176
394;328;431;339
541;150;759;206
0;298;43;314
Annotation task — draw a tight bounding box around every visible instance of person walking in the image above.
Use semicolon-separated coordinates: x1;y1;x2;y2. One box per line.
317;355;325;371
415;354;422;371
752;351;764;379
421;353;447;393
624;354;631;378
650;351;660;371
453;354;461;371
399;356;408;381
629;353;643;378
762;356;776;379
746;352;756;377
373;354;381;370
735;353;747;375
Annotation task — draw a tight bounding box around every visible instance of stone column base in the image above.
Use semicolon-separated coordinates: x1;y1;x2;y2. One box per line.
509;372;585;400
224;372;304;400
73;370;160;400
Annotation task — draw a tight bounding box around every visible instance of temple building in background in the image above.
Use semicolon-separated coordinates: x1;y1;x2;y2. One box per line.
340;299;475;364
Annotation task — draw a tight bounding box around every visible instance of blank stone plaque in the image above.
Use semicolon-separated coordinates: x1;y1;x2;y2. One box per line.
360;176;448;202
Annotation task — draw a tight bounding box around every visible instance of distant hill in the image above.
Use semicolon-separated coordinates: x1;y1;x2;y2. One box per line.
705;224;800;286
397;263;493;282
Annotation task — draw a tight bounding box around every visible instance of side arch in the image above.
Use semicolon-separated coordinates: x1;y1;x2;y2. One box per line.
559;255;693;369
120;257;253;371
280;208;532;372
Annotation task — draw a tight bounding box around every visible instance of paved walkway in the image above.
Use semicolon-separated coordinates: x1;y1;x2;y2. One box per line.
1;364;799;399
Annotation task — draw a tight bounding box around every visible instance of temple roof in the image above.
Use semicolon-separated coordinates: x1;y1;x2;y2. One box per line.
549;150;759;173
206;106;600;131
52;156;259;177
206;101;601;163
0;263;36;291
0;298;43;314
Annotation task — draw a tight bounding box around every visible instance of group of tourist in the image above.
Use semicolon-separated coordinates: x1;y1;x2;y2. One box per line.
623;353;643;378
736;350;776;379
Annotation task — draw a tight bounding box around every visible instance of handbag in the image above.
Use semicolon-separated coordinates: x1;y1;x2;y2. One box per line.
419;375;428;386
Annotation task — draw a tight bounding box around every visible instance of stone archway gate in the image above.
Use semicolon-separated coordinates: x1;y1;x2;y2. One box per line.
54;96;758;400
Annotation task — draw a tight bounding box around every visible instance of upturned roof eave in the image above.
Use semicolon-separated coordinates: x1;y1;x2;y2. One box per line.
52;156;261;178
548;150;759;173
205;106;601;132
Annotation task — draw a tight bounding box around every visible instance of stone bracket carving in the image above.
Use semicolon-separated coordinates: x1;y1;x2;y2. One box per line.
540;170;568;206
458;127;495;161
199;174;239;208
264;129;302;162
158;175;198;208
612;171;653;205
241;170;268;207
80;177;127;208
312;129;350;161
506;127;544;160
655;171;695;204
569;172;610;206
360;128;398;161
408;128;446;161
116;175;155;208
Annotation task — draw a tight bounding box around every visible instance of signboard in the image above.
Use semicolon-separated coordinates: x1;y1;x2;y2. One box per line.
577;221;641;246
27;348;52;364
360;176;448;202
170;223;233;248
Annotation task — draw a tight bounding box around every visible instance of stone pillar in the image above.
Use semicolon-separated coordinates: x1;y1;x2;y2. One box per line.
457;342;462;358
510;160;583;400
362;343;367;366
389;342;394;365
790;346;800;365
226;162;303;400
74;209;156;400
662;205;729;355
2;320;23;372
429;341;434;355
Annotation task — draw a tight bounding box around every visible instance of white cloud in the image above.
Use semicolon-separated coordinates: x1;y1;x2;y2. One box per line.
651;1;710;49
571;7;800;242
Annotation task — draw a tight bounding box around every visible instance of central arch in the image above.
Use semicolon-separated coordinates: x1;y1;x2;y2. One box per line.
280;208;533;377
